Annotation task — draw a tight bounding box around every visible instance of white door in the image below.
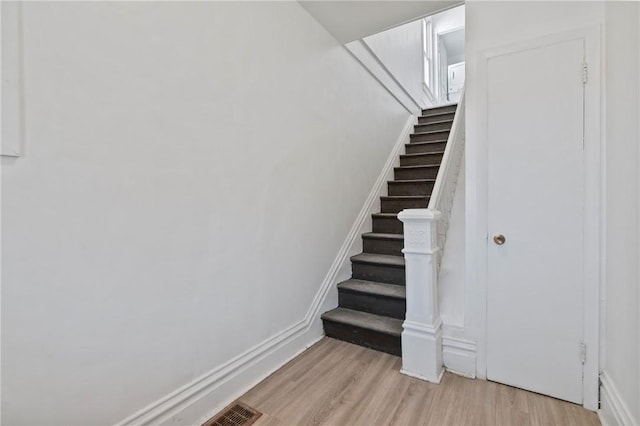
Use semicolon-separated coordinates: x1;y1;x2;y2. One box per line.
486;38;585;404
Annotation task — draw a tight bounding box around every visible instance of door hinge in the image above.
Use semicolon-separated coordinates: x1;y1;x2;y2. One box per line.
598;376;603;408
582;62;588;84
580;342;587;364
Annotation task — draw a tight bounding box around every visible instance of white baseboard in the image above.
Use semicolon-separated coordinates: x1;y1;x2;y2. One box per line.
115;115;417;426
599;371;639;426
442;333;477;379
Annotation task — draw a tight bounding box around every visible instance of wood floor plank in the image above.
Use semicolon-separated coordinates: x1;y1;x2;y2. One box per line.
233;337;600;426
386;379;434;426
251;413;281;426
354;358;412;425
319;350;398;426
294;347;376;425
266;343;368;424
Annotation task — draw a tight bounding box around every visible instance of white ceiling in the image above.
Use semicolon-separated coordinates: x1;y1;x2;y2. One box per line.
298;1;464;44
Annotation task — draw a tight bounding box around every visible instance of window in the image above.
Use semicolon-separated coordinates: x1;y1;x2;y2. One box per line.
422;18;434;94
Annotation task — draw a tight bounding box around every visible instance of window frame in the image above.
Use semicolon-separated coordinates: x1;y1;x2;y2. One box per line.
422;17;435;100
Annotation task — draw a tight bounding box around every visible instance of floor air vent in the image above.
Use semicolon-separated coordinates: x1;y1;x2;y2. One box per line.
203;402;262;426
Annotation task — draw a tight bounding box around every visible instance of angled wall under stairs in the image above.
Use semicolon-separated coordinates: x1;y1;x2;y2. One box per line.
321;103;458;356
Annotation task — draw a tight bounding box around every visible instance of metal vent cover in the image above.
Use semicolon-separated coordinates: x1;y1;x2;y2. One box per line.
203;402;262;426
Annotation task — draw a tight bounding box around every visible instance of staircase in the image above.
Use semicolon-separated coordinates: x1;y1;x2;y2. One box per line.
321;103;457;356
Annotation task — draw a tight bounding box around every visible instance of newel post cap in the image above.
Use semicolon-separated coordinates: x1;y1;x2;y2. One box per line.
398;208;441;223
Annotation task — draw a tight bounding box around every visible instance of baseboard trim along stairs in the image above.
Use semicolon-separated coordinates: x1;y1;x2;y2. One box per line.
321;103;458;356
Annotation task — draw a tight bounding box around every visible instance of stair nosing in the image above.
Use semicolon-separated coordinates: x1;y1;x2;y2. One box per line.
362;232;404;241
350;253;405;267
372;213;400;218
395;164;440;170
400;151;445;158
411;130;451;137
420;111;456;119
415;119;454;126
405;139;448;146
380;195;430;200
421;104;457;114
337;279;406;300
321;307;403;336
387;179;436;184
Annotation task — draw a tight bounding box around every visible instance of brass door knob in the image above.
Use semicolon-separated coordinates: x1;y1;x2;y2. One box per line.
493;234;506;245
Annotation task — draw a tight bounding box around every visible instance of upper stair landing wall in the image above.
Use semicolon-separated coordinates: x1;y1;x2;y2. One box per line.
362;19;431;109
340;4;465;113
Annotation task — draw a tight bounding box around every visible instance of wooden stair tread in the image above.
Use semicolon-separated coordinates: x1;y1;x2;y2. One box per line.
415;119;454;126
395;164;440;169
362;232;404;241
380;195;430;199
400;151;445;158
412;129;450;136
351;252;405;267
420;110;456;118
406;140;448;146
337;279;406;300
388;179;435;184
321;308;403;336
421;104;457;116
389;178;437;183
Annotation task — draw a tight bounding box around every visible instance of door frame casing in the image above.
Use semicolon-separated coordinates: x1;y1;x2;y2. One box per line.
468;26;602;410
435;25;465;104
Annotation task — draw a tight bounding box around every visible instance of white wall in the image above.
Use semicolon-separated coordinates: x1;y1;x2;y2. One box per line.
1;1;22;156
466;1;639;421
433;4;465;37
363;20;430;108
0;2;410;425
602;2;640;424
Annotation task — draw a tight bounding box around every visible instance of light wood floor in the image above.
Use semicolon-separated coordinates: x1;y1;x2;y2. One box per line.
237;337;600;426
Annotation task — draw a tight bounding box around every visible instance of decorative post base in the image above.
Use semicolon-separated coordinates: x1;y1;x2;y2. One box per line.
400;320;444;383
398;208;444;384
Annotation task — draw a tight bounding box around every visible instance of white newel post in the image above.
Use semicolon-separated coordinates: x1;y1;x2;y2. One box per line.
398;208;443;383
